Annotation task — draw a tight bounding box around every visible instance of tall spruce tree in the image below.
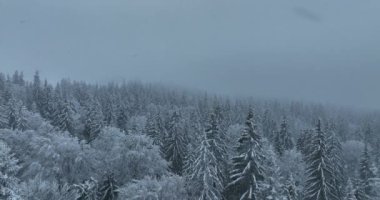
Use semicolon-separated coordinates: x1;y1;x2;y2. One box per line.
116;103;128;132
52;99;75;133
83;100;104;143
345;179;358;200
358;144;376;199
145;112;164;146
304;120;339;200
274;117;294;156
205;112;228;185
225;109;265;200
326;123;344;199
97;174;118;200
162;111;187;175
0;140;21;199
188;134;223;200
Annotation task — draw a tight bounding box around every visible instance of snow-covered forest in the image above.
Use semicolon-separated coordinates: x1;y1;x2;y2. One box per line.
0;70;379;200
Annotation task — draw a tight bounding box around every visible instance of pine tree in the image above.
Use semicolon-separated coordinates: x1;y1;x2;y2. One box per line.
345;179;358;200
285;175;298;200
188;135;223;200
326;123;344;199
41;80;55;119
0;104;8;129
0;140;21;199
304;120;339;200
52;99;75;133
73;178;98;200
205;112;228;185
296;129;314;160
225;109;265;200
32;71;43;115
358;145;375;199
116;103;128;132
145;112;164;146
162;111;187;175
274;117;294;156
83;100;104;143
97;174;118;200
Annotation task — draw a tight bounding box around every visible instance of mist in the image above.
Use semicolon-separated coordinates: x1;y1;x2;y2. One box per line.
1;0;379;110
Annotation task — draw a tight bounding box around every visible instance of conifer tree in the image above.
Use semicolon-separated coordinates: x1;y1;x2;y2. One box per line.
116;103;128;132
304;120;339;200
162;111;187;175
97;174;118;200
83;100;104;142
345;179;358;200
0;140;21;199
52;99;75;133
73;178;98;200
225;109;265;200
145;112;164;146
285;175;298;200
274;117;294;156
188;135;223;200
326;123;344;199
358;145;375;199
205;112;228;185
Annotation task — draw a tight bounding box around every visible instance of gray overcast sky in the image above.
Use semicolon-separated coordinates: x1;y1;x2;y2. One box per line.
1;0;380;110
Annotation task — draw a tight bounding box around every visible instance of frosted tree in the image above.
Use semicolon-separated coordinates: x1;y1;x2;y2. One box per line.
83;100;104;142
285;175;298;200
72;178;98;200
40;80;55;120
187;135;223;200
204;112;228;185
296;129;314;160
116;103;128;132
97;173;118;200
3;97;28;131
261;109;277;141
225;109;265;200
0;140;21;200
145;112;164;146
102;95;117;126
162;111;187;175
345;179;358;200
326;123;344;199
0;105;7;129
358;145;376;199
304;120;339;200
52;99;75;133
274;117;294;156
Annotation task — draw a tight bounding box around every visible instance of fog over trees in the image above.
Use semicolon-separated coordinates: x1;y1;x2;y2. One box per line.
0;70;379;199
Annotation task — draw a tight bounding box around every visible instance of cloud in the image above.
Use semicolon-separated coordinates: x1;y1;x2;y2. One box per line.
293;7;322;22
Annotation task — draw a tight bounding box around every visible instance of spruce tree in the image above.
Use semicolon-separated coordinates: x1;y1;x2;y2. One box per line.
83;100;104;143
274;117;294;156
116;103;128;132
97;174;118;200
52;99;75;133
345;179;358;200
358;145;375;199
304;120;339;200
205;112;228;185
0;140;21;199
225;109;265;200
188;135;223;200
326;123;344;199
162;111;187;175
285;175;298;200
145;112;164;146
73;178;98;200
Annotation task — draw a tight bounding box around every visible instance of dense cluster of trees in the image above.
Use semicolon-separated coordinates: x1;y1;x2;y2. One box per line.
0;70;380;200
